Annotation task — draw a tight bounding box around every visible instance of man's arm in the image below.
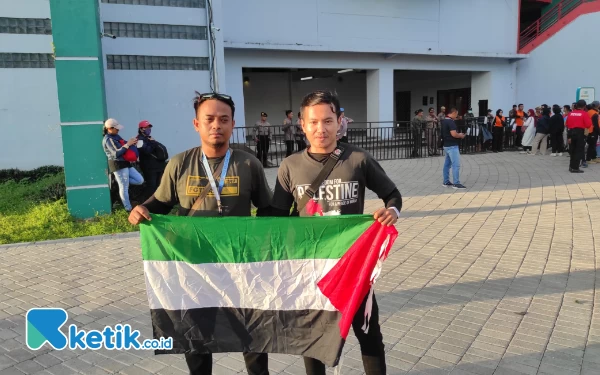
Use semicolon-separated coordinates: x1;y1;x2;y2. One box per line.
593;114;599;132
270;164;295;217
450;130;466;139
250;157;273;217
365;155;401;226
129;159;178;224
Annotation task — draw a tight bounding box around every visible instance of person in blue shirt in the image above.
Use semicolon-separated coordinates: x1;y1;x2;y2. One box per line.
102;118;144;211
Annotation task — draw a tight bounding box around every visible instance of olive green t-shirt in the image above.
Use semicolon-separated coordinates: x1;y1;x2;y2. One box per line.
154;147;272;217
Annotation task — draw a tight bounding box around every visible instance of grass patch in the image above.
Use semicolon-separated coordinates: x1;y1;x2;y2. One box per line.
0;169;137;245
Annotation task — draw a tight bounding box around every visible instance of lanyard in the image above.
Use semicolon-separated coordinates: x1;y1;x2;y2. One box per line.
201;149;231;215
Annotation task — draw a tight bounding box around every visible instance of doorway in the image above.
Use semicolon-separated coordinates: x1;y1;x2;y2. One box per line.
395;91;411;122
437;88;471;117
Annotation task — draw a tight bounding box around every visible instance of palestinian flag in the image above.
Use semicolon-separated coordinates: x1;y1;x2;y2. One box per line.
140;214;398;366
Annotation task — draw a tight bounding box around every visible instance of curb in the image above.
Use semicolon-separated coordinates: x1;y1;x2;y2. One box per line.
0;231;140;249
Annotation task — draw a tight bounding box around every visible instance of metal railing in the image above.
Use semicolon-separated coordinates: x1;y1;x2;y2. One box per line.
519;0;595;50
229;119;518;168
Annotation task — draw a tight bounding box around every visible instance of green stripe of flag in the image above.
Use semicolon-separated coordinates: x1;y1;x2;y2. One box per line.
140;214;375;264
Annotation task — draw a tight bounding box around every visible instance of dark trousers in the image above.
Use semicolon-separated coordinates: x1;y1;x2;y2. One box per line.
142;168;164;195
515;126;523;147
570;128;586;170
256;135;270;166
504;127;512;148
492;127;504;152
295;139;306;151
551;132;564;153
412;130;421;157
285;140;294;157
303;294;385;375
185;352;268;375
587;134;598;161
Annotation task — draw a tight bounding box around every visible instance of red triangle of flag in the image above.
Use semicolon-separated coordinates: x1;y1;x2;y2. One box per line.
317;222;398;339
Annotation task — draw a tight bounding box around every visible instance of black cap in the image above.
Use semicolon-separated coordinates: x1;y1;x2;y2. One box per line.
261;112;268;117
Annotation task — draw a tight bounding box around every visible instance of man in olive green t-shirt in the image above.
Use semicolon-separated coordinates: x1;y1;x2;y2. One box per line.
128;92;271;375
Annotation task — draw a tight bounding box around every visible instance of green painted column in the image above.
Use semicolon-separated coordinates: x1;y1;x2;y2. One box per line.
49;0;111;218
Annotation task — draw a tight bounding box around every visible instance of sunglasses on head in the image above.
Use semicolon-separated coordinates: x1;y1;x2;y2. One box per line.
194;92;234;107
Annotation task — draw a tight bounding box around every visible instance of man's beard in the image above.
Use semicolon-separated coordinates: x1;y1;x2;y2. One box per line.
208;140;226;149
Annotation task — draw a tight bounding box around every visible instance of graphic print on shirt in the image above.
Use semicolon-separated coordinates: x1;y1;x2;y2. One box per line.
186;176;240;196
296;178;359;215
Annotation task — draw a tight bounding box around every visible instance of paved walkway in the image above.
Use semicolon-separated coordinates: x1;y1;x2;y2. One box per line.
1;152;600;375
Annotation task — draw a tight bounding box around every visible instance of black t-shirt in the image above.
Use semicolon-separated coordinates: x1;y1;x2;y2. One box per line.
271;144;398;216
442;118;460;147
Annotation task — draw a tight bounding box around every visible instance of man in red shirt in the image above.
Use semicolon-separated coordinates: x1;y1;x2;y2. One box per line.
566;99;593;173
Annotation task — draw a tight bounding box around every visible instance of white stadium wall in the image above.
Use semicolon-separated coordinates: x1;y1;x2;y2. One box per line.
0;0;63;169
100;2;212;158
517;12;600;108
222;0;520;57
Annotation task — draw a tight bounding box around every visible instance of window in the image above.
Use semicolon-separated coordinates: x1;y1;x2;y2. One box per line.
100;0;205;8
0;53;55;68
0;17;52;35
106;55;208;71
103;22;207;40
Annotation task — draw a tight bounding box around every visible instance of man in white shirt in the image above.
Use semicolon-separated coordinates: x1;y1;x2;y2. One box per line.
336;107;353;143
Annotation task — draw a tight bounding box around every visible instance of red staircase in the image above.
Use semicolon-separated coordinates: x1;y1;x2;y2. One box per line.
519;0;600;53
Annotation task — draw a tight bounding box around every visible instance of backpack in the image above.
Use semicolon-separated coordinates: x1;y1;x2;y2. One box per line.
150;141;169;161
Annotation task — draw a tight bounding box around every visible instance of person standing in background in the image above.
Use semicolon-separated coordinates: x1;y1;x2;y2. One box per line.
411;109;425;157
441;108;467;189
586;101;599;163
283;110;295;157
102;119;144;212
254;111;271;167
515;104;527;149
563;105;572;154
521;108;538;154
531;107;551;156
438;106;446;122
492;109;505;153
485;109;494;126
337;107;353;143
566;100;592;173
295;111;307;151
136;120;168;195
549;105;565;157
509;105;517;119
425;107;439;156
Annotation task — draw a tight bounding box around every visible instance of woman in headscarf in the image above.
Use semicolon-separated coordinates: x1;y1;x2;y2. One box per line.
549;105;565;156
492;109;506;152
521;108;537;154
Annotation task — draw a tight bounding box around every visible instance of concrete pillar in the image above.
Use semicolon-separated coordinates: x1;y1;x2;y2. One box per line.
471;72;492;117
366;68;394;138
49;0;111;218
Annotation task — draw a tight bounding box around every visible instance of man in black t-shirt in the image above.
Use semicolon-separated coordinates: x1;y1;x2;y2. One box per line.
441;108;467;189
271;90;402;375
